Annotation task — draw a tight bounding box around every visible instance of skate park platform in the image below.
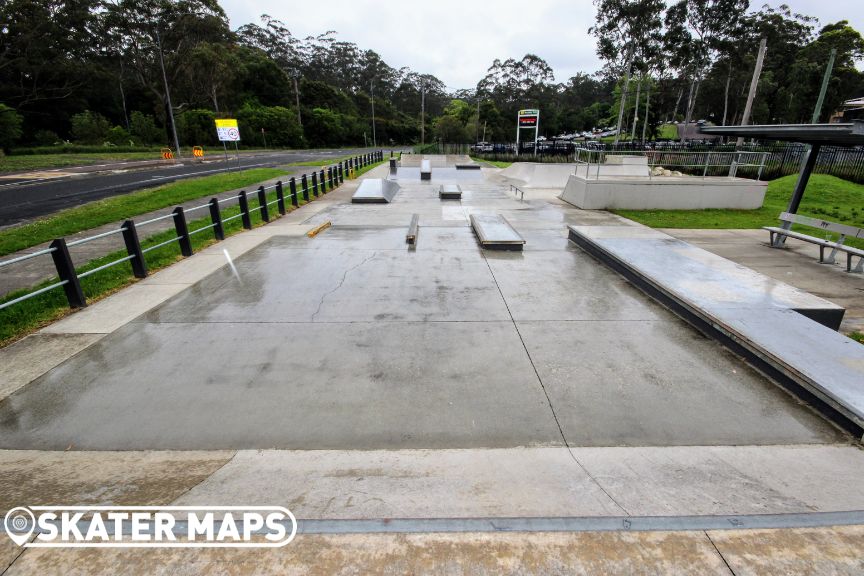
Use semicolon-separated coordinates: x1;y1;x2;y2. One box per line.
2;156;864;571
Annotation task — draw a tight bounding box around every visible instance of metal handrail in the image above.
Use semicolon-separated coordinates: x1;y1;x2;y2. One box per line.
66;227;127;247
0;246;57;269
573;147;770;181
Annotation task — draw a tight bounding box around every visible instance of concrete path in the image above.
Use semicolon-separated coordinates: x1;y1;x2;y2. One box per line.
1;162;862;572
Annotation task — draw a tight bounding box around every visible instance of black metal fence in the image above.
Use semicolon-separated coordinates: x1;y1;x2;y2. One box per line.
0;151;384;312
472;141;864;184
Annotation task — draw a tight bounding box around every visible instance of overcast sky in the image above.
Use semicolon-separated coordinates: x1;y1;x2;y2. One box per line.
219;0;863;90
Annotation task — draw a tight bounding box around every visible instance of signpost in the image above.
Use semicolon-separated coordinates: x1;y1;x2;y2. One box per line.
516;109;540;156
215;119;241;169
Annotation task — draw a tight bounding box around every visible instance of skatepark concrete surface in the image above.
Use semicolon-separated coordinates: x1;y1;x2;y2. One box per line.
1;160;863;572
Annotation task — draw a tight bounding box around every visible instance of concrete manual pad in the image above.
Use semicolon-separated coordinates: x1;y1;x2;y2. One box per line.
470;213;526;250
568;225;845;328
351;178;399;203
0;321;563;450
517;320;841;446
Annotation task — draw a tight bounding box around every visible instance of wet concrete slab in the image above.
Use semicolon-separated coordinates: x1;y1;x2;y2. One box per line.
0;321;562;450
518;320;841;446
485;249;665;321
137;238;510;323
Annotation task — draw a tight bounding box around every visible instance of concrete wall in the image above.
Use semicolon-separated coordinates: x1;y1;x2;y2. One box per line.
499;163;577;188
560;174;767;210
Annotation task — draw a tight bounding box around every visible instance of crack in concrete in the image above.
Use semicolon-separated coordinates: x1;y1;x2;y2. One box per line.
310;251;378;322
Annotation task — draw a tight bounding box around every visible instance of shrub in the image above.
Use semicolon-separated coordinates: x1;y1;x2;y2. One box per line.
0;104;24;151
32;130;60;146
177;109;217;146
236;104;305;148
106;126;133;146
70;111;111;144
129;111;164;145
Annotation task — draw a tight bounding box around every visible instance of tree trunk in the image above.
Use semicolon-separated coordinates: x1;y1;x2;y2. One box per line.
682;76;701;142
630;77;642;141
613;58;632;145
642;84;652;142
671;87;683;123
722;61;732;126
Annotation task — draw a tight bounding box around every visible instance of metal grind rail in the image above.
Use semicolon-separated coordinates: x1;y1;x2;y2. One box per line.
0;151;385;312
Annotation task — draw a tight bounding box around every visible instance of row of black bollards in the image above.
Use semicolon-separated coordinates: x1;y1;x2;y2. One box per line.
34;151;386;311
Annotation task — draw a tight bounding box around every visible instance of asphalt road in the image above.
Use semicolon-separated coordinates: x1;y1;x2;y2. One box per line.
0;148;373;226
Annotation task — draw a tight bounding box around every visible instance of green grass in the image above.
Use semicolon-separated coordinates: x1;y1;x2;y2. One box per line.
0;168;288;257
657;124;678;139
613;174;864;249
291;155;355;167
0;158;386;346
849;332;864;344
471;157;512;168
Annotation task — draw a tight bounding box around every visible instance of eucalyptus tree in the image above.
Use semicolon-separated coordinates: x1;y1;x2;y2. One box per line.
663;0;748;140
591;0;665;142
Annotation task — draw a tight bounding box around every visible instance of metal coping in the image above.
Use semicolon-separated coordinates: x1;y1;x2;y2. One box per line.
3;511;863;536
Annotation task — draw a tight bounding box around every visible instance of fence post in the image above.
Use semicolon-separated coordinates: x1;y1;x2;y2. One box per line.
209;198;224;240
173;206;193;257
328;166;334;188
301;174;309;202
275;181;286;215
50;238;86;308
320;169;326;192
311;172;319;197
338;162;344;184
121;220;147;278
238;191;252;229
257;185;270;222
290;177;299;207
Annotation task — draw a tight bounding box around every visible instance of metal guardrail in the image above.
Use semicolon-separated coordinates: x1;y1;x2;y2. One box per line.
573;148;770;181
0;151;385;313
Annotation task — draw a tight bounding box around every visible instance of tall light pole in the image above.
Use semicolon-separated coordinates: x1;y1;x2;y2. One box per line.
293;71;302;126
155;29;181;159
421;83;426;145
370;79;377;148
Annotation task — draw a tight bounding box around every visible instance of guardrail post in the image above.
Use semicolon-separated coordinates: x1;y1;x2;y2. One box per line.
238;191;252;230
327;166;334;188
257;185;270;222
275;181;286;215
50;238;86;308
173;207;193;256
209;198;224;240
311;172;319;197
301;175;309;202
320;169;326;193
338;163;344;184
289;177;299;207
121;220;147;278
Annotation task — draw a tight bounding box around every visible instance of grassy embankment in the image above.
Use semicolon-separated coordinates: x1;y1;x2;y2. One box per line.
613;174;864;250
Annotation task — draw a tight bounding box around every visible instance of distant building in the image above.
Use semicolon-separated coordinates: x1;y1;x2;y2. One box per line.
829;97;864;123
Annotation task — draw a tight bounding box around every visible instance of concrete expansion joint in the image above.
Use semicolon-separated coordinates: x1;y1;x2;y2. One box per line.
478;247;631;515
705;531;738;575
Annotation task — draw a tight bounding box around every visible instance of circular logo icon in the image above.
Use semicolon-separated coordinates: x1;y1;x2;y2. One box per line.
4;507;35;546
